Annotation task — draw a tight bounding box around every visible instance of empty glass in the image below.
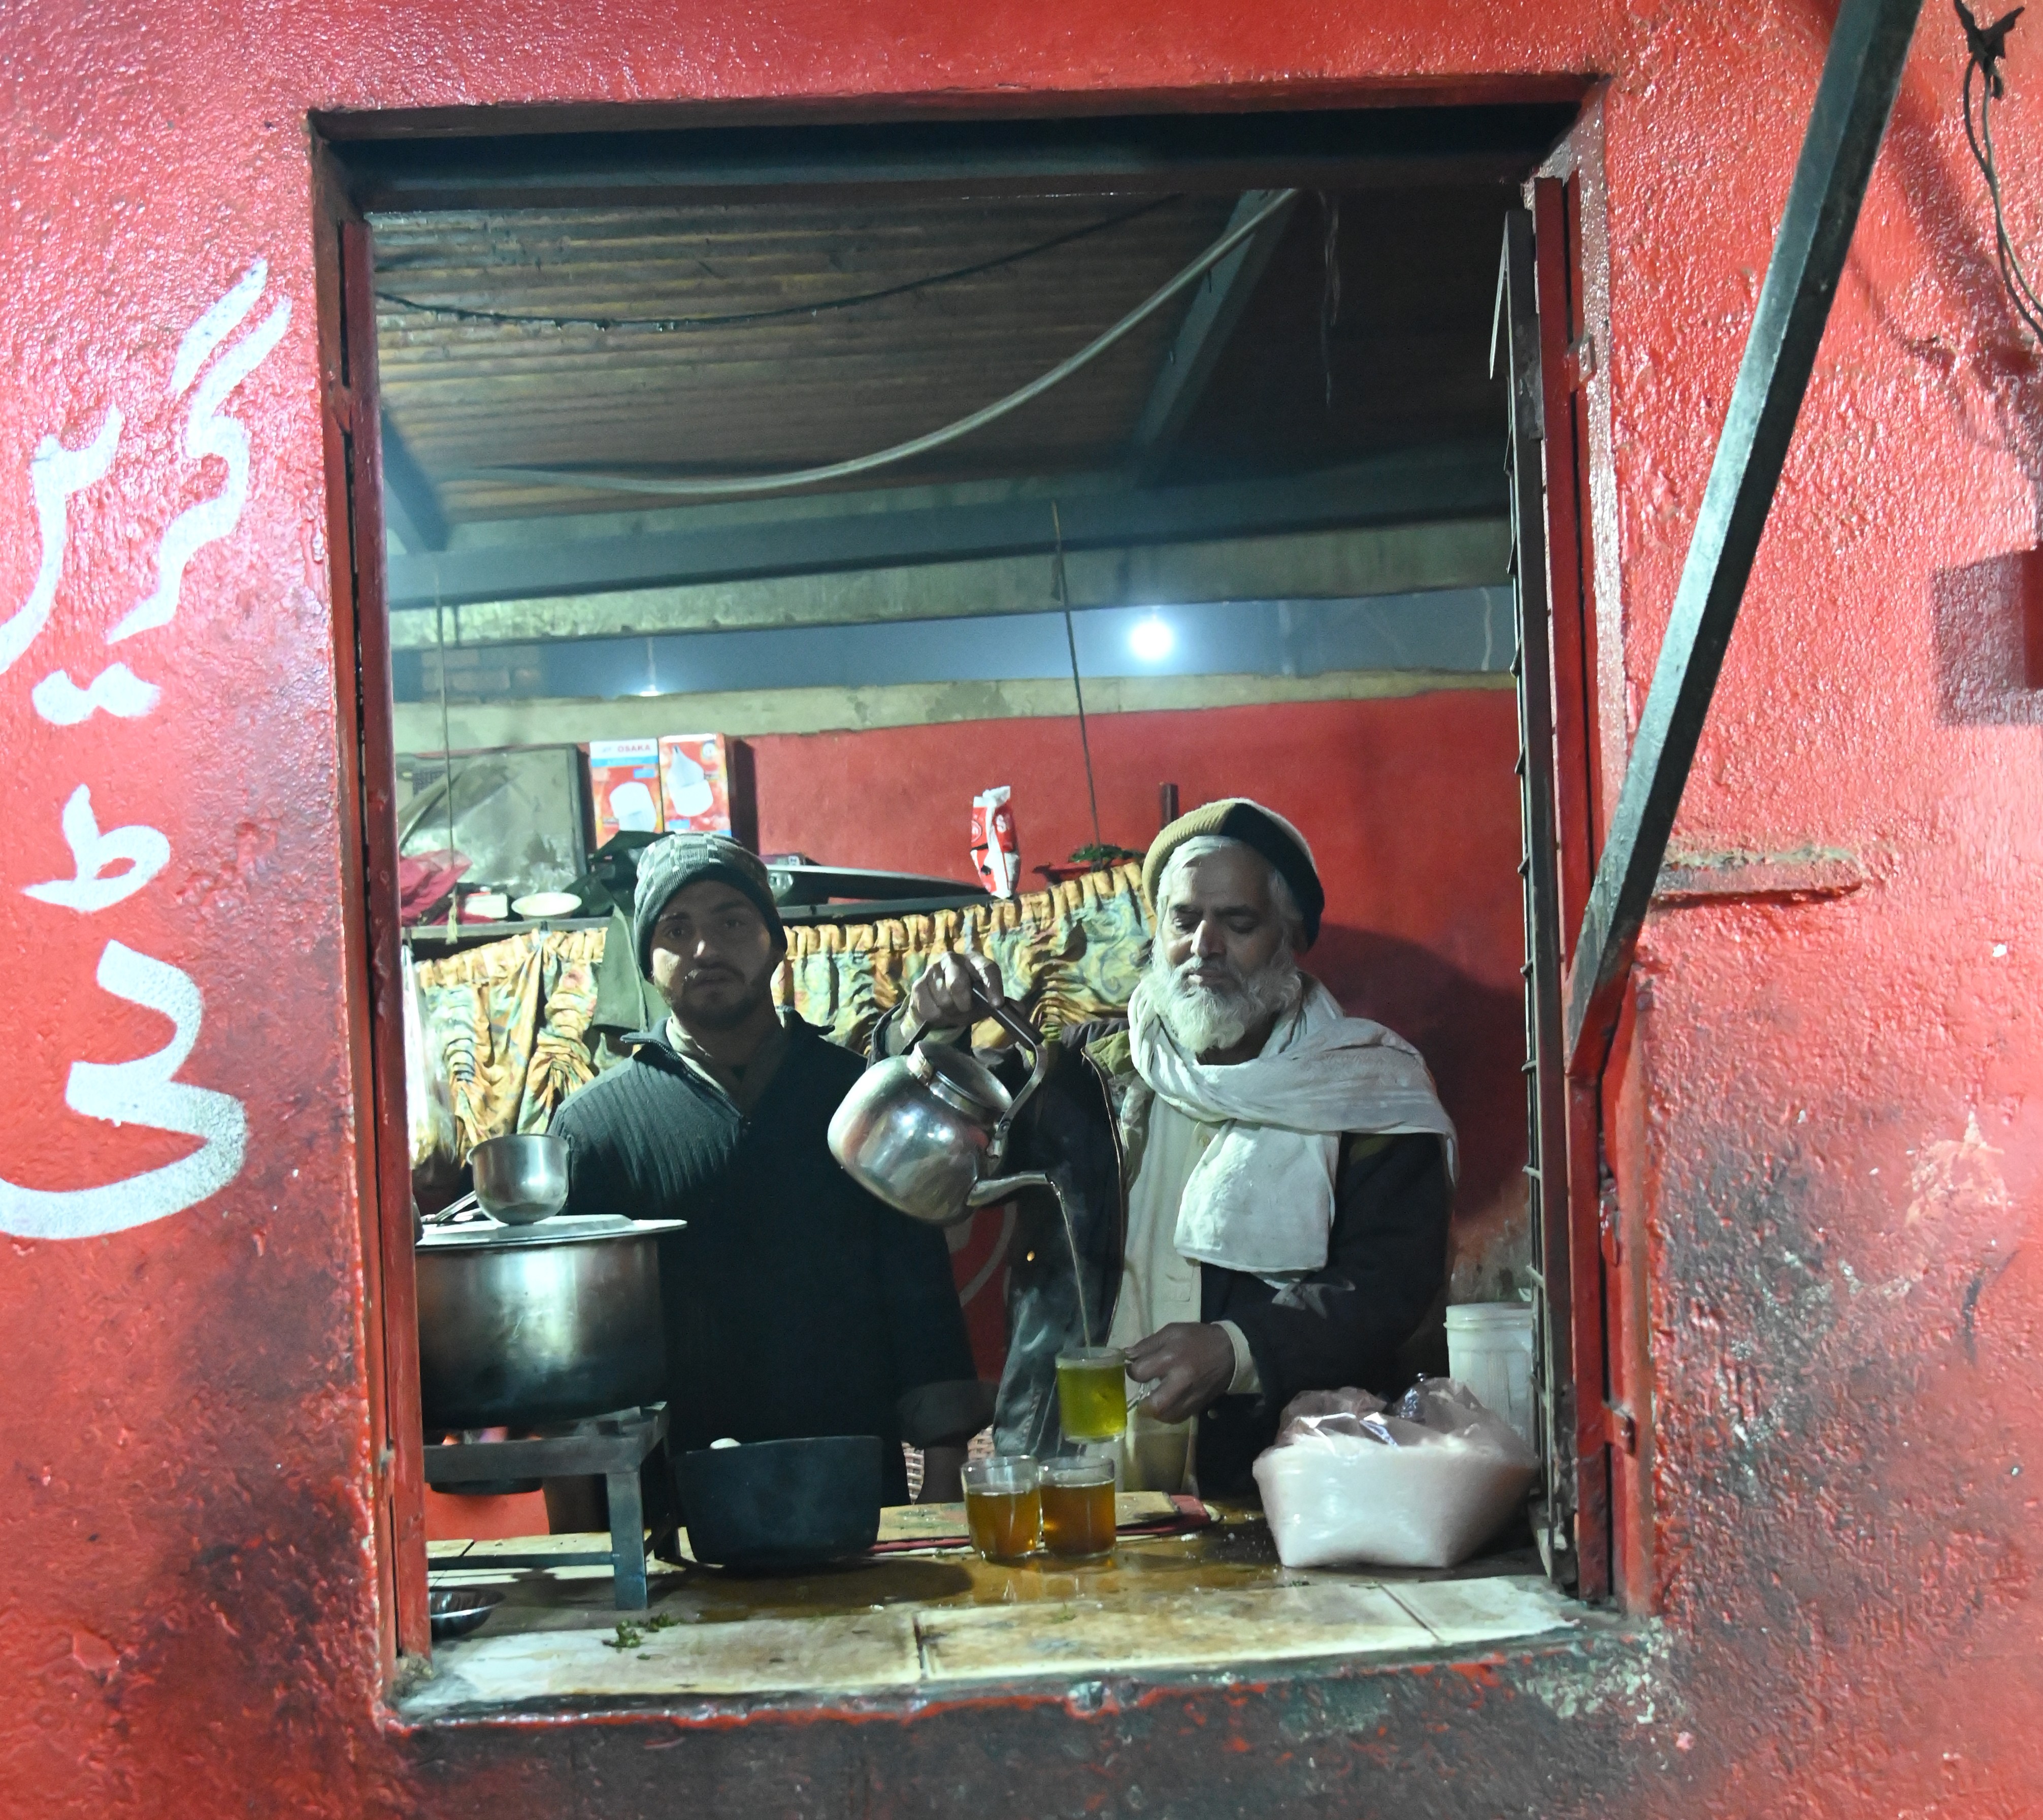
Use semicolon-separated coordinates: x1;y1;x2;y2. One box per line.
963;1456;1042;1563
1123;1409;1195;1494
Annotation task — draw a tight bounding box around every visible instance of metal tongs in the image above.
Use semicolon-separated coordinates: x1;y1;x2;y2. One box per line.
421;1188;487;1226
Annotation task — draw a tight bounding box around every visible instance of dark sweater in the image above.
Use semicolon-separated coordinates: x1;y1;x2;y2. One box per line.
1192;1128;1452;1492
548;1014;985;1505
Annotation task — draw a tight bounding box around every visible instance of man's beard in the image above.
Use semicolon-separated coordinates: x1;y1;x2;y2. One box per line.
1146;941;1303;1057
670;953;779;1033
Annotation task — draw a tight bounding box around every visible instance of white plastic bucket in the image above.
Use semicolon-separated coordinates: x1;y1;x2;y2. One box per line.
1444;1302;1537;1449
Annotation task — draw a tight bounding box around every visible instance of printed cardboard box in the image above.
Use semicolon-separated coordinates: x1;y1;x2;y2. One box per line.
587;738;665;844
658;734;734;835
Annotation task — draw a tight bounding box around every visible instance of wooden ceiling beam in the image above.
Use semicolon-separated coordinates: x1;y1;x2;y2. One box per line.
1128;190;1299;478
384;442;1504;610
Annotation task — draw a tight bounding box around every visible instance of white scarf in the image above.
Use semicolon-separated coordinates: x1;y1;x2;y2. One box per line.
1128;974;1458;1280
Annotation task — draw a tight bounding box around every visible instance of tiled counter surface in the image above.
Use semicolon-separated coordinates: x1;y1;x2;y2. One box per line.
403;1511;1590;1713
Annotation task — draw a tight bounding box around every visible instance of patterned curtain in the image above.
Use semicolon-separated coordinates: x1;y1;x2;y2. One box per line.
773;862;1151;1051
406;865;1153;1165
411;928;604;1165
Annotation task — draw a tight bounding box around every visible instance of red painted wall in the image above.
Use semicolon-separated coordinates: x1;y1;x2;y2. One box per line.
753;691;1531;1287
2;5;2040;1817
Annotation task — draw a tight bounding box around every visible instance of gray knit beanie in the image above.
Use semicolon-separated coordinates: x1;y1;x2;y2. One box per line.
631;833;785;977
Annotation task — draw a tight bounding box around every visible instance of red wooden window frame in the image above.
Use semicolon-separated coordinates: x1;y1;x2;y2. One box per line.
314;169;431;1666
1533;108;1652;1611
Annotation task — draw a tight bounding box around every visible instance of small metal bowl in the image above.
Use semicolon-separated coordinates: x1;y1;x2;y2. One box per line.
470;1133;570;1226
429;1586;504;1642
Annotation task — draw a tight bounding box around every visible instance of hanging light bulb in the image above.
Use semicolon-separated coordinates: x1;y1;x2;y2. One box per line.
1128;612;1174;663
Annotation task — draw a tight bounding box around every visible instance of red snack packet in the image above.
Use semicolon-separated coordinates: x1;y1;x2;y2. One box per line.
970;787;1019;899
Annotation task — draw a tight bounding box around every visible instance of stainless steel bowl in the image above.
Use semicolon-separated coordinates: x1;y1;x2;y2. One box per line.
415;1215;685;1432
470;1132;570;1225
429;1586;504;1641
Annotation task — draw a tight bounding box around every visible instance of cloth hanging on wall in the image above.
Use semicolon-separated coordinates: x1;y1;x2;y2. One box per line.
407;865;1152;1165
773;862;1151;1051
410;928;604;1165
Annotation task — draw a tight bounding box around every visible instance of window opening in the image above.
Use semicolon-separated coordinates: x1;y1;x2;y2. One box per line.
316;103;1610;1700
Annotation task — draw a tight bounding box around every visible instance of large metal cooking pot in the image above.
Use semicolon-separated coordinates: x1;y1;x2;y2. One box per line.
415;1215;686;1432
827;989;1055;1226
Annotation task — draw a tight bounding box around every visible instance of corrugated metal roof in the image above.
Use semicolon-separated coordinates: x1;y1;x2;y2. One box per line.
370;194;1239;521
369;182;1513;532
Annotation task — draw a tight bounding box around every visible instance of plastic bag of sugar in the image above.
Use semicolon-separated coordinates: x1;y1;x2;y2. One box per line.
1252;1378;1538;1570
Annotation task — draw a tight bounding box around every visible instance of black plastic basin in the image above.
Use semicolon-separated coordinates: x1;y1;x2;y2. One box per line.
675;1435;884;1572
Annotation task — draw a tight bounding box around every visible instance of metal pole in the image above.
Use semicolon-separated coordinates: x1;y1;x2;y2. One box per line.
1564;0;1925;1072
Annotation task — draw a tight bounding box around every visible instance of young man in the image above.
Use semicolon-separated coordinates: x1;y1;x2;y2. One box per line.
891;799;1456;1496
551;833;988;1505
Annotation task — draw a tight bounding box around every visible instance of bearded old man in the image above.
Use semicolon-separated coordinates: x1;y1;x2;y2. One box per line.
884;799;1456;1496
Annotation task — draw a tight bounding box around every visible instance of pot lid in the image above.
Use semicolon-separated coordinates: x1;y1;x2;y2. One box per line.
418;1214;687;1250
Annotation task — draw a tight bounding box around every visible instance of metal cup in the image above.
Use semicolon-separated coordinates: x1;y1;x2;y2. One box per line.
470;1132;570;1224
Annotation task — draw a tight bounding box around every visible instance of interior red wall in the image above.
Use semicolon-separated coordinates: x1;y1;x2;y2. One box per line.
3;4;2040;1817
754;691;1530;1294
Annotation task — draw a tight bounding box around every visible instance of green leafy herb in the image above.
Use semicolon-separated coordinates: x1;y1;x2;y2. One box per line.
1068;842;1142;867
601;1611;679;1651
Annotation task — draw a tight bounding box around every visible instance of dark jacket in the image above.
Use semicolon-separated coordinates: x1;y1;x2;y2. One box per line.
878;1013;1452;1497
549;1014;988;1506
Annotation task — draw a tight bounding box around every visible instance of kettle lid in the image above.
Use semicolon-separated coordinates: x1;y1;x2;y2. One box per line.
908;1041;1012;1119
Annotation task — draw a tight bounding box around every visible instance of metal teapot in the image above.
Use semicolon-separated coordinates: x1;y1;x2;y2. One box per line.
828;988;1055;1227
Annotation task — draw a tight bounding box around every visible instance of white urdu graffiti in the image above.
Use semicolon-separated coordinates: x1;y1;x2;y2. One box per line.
0;411;122;679
0;944;248;1241
30;663;160;725
2;261;282;1240
23;785;171;913
109;258;289;645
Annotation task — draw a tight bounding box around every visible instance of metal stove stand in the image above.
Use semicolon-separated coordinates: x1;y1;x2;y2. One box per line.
423;1403;678;1609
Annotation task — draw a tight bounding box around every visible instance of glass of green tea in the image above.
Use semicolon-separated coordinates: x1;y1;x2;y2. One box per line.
1040;1456;1118;1562
963;1456;1042;1563
1055;1346;1129;1443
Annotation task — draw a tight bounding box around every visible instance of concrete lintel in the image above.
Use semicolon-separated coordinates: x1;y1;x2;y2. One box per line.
390;666;1511;753
387;517;1510;650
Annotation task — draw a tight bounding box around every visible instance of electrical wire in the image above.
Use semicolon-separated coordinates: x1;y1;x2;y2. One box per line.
442;187;1300;502
1959;4;2043;343
434;587;462;934
375;194;1181;334
1050;501;1104;850
1319;191;1342;413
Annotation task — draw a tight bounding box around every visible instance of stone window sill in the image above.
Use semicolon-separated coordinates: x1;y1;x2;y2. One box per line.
398;1511;1593;1719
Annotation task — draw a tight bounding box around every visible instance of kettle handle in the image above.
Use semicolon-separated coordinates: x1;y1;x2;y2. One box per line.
971;986;1050;1166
